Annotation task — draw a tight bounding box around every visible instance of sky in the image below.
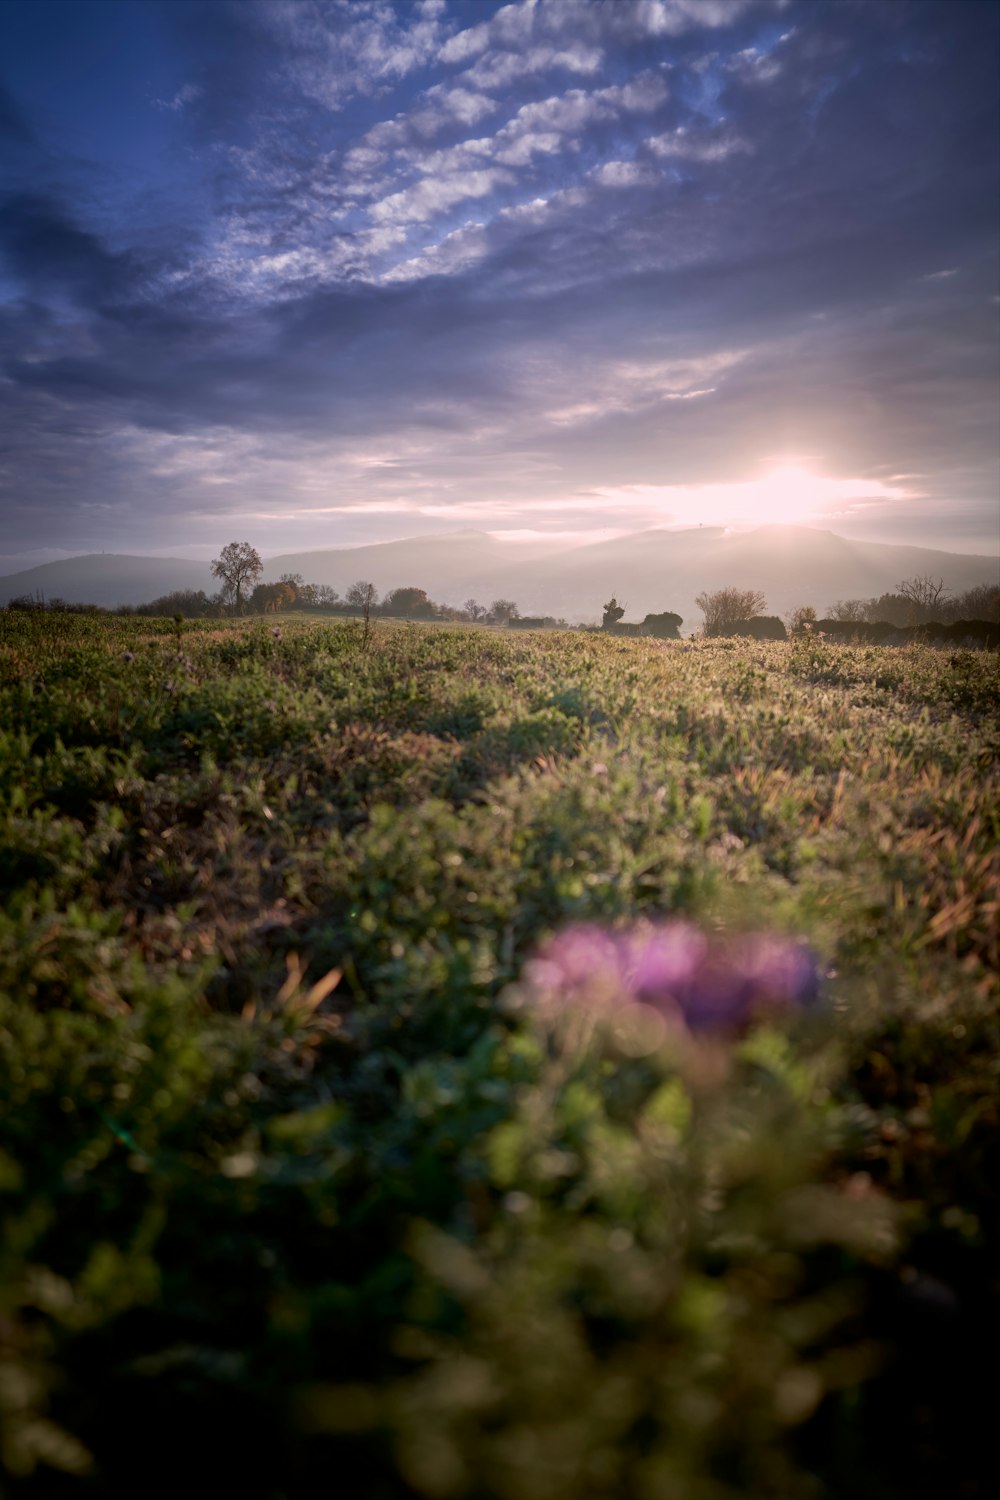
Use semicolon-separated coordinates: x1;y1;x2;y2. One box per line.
0;0;998;563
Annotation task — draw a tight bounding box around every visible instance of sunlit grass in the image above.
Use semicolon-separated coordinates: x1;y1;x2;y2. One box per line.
0;612;996;1498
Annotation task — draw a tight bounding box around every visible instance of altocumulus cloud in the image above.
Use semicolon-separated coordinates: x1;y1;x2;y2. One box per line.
0;0;997;556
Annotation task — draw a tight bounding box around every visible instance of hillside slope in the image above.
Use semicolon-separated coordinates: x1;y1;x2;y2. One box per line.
1;527;996;621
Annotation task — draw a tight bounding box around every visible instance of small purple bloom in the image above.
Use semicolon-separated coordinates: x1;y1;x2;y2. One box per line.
527;920;820;1036
531;925;616;999
121;650;135;662
733;933;820;1008
625;922;706;1001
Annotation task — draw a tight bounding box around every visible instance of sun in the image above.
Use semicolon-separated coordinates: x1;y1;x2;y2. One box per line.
748;465;831;525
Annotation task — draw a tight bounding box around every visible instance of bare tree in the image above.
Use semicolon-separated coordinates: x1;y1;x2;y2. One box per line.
346;581;379;610
210;541;263;615
827;598;873;622
463;598;485;620
695;587;766;636
897;575;950;614
490;598;519;624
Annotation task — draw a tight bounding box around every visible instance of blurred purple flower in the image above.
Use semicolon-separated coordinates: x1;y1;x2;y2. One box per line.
531;924;621;988
626;922;706;1001
529;921;819;1034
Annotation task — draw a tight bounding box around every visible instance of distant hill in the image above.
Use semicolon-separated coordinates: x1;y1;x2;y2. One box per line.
266;526;998;627
1;528;996;625
0;554;212;607
0;549;76;575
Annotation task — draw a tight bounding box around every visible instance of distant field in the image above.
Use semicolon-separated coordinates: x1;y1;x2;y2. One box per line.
1;612;997;1499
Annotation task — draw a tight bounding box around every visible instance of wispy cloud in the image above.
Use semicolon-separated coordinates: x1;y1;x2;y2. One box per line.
646;125;750;161
154;82;202;113
0;0;996;556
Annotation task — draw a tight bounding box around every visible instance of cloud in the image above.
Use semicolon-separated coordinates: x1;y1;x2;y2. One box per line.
369;168;514;225
590;159;659;188
0;0;996;557
462;44;604;91
0;191;145;302
154;83;203;113
646;126;750;162
274;0;449;108
589;468;918;529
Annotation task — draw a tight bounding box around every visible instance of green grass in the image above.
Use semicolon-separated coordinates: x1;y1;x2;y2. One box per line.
1;611;997;1498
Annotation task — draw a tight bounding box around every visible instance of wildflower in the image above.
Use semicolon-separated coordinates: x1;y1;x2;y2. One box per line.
526;920;819;1036
121;650;136;662
272;627;283;641
524;923;622;997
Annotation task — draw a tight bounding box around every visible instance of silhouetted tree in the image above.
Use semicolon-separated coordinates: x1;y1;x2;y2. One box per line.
135;589;211;618
866;593;919;627
897;575;950;613
464;598;485;621
490;598;519;624
211;542;262;614
696;587;766;636
728;616;787;641
827;583;995;629
788;605;817;634
641;611;682;639
602;596;626;630
383;586;433;619
827;598;874;622
948;584;1000;623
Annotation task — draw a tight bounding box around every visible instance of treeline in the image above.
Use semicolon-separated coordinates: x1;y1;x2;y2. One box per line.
4;571;997;646
0;579;566;628
826;581;999;627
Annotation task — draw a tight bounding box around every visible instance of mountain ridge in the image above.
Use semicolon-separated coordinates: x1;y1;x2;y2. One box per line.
1;528;996;624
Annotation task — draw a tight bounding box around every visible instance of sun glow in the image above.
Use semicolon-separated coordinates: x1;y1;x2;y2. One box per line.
750;465;836;524
591;467;918;530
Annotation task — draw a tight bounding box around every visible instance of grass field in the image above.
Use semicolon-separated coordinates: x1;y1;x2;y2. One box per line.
1;611;997;1499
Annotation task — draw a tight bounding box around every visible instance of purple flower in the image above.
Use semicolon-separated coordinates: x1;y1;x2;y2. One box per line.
531;924;622;989
121;650;135;662
527;921;819;1035
732;933;820;1008
625;922;707;1001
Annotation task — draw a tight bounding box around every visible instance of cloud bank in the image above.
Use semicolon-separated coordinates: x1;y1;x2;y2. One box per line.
0;0;997;557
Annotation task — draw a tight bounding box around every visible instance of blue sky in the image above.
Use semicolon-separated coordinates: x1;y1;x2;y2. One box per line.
0;0;998;559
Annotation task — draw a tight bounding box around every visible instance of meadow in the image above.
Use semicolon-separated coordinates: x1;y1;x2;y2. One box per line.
1;611;997;1499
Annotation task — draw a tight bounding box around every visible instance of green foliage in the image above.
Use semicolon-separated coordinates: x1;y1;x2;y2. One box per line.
0;613;997;1497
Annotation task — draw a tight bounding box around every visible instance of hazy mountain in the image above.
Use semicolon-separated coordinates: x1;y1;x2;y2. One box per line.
1;528;996;625
0;549;77;574
265;529;564;607
0;554;212;606
270;525;999;627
